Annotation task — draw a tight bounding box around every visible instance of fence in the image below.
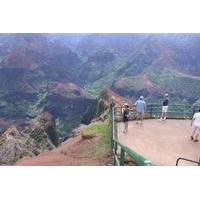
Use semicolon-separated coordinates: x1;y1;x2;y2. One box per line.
114;104;200;122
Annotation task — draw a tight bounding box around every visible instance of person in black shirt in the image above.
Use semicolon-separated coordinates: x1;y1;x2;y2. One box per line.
122;103;130;133
160;93;169;121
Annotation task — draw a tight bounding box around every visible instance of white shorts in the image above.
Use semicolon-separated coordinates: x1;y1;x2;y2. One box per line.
193;125;200;134
162;106;168;113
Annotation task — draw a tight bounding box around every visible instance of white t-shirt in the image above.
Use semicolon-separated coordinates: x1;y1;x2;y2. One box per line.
193;112;200;127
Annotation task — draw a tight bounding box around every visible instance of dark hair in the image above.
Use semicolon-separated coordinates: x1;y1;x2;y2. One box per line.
199;109;200;112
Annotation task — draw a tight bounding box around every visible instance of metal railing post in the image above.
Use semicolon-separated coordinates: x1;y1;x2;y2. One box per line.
120;148;125;166
183;104;186;118
111;106;115;147
114;142;118;155
150;104;153;118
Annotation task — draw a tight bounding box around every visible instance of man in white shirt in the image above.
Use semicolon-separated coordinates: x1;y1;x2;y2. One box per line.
191;109;200;142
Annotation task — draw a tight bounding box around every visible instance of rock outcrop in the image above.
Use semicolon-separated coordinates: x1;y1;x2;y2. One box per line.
97;88;133;115
0;112;58;165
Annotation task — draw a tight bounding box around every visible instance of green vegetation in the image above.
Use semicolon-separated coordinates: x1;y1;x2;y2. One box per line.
85;56;126;97
29;92;48;117
83;120;111;162
147;68;200;101
114;75;152;92
86;72;115;97
56;115;82;137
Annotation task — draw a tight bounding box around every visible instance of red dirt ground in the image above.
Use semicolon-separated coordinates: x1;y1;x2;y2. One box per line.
15;135;103;166
117;119;200;166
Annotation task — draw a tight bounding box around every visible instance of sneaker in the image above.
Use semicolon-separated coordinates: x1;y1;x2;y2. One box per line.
194;139;199;142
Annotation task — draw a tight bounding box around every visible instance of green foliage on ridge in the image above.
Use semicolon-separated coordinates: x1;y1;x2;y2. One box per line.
83;120;111;161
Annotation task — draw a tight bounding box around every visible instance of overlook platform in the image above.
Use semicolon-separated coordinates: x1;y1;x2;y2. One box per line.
117;119;200;166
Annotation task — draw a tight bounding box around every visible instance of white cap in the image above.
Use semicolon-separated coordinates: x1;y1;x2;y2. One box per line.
140;96;144;100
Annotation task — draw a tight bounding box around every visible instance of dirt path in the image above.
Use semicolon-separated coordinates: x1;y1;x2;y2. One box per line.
117;119;200;166
15;135;103;166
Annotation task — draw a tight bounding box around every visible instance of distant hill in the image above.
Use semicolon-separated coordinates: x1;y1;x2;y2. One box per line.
76;34;200;104
0;33;200;138
0;34;96;136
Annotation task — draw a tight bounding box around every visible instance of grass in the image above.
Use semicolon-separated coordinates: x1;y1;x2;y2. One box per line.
83;120;111;162
85;56;127;97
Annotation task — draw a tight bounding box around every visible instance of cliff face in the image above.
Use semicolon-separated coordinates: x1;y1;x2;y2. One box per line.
14;89;132;166
0;112;58;165
42;82;97;136
96;88;133;115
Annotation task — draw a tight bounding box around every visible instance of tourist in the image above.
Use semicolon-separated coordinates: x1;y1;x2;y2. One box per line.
135;96;146;124
160;93;169;121
122;103;130;133
190;109;200;142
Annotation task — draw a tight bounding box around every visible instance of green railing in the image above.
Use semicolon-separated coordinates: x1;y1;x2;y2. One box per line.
111;106;154;166
114;104;200;122
146;104;199;119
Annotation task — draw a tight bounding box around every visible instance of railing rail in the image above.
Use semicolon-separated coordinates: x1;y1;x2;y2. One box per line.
111;106;154;166
176;157;200;166
114;104;200;122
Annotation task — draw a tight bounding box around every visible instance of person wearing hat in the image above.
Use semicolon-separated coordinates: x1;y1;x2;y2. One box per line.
159;93;169;121
135;96;146;124
122;103;130;133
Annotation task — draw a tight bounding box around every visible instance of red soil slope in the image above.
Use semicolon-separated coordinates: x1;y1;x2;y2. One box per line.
15;135;103;166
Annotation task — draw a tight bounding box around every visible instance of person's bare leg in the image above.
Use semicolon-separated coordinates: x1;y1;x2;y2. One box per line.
136;113;139;124
160;112;164;120
141;112;144;124
163;112;167;120
194;133;199;142
194;129;200;141
191;128;196;140
125;122;128;133
138;113;141;123
123;122;126;133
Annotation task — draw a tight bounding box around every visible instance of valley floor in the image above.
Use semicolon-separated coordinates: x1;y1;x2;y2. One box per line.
117;119;200;166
